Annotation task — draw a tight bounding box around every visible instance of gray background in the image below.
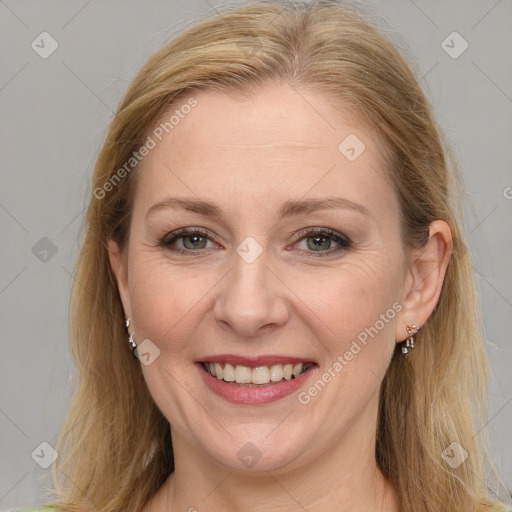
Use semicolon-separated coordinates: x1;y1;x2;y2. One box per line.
1;0;511;510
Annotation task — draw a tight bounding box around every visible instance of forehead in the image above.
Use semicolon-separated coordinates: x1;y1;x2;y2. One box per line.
134;82;395;218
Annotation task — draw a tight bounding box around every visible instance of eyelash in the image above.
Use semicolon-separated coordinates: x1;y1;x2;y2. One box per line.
159;227;352;258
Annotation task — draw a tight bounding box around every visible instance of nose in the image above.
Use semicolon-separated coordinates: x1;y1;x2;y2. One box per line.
213;248;290;338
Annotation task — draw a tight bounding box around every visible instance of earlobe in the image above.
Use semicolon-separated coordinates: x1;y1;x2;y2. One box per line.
107;239;131;319
396;220;453;342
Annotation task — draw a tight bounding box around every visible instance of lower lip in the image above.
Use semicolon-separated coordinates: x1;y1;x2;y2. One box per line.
197;363;317;405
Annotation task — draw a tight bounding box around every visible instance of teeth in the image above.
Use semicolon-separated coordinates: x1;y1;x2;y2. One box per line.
204;362;310;384
223;363;235;382
252;366;270;384
235;365;252;384
270;364;283;382
283;364;293;380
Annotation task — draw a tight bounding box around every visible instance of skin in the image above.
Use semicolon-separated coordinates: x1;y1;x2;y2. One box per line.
108;82;452;511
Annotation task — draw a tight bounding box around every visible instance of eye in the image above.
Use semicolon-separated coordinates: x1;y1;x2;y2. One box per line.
159;228;219;255
290;227;351;257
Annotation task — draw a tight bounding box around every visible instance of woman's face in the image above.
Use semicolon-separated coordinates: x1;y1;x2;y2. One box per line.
110;82;412;473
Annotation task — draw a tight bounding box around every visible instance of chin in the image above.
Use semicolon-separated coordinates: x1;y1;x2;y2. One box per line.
197;422;314;474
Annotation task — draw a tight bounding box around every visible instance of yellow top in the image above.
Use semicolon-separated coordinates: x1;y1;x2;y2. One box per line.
492;505;512;512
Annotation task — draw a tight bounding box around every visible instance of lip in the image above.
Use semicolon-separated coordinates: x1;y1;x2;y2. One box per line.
199;354;316;367
196;361;318;405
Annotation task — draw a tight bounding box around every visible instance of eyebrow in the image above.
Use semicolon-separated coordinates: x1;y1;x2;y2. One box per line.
145;196;370;220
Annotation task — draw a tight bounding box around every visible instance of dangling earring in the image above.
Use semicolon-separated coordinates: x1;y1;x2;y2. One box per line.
402;324;420;357
125;318;137;356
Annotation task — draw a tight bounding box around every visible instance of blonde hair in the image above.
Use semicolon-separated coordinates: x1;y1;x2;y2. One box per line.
52;1;496;511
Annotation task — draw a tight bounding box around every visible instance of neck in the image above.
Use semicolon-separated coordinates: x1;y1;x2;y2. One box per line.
144;416;400;512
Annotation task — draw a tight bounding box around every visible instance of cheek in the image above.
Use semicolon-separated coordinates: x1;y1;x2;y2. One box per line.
127;258;211;357
297;254;403;361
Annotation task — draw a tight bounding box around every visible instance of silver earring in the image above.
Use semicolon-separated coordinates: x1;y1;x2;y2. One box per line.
125;317;137;355
402;324;420;357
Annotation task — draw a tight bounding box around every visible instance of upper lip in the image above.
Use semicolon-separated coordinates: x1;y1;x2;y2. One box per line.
198;354;316;367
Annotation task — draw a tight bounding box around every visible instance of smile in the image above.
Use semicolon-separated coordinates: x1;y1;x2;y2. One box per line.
202;361;313;385
196;356;318;405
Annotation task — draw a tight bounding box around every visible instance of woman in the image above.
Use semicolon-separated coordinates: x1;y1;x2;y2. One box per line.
18;1;509;511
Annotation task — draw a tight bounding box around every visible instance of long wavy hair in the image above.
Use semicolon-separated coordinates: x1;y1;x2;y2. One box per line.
52;1;496;510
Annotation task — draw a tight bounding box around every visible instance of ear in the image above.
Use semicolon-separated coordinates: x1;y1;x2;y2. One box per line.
396;220;453;342
108;239;131;319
